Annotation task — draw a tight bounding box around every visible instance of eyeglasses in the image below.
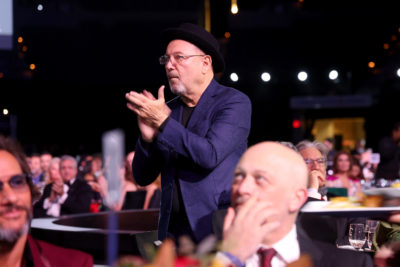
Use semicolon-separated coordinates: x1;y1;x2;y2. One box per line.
304;158;326;165
159;54;206;65
0;174;29;192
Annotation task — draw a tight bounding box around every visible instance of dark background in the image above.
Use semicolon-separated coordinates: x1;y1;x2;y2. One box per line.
1;0;400;156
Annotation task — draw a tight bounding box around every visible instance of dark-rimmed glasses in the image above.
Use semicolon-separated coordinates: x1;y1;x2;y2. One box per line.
304;158;326;166
159;54;206;65
0;174;29;192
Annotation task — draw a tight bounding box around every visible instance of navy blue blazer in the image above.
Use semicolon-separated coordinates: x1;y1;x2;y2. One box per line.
133;79;252;242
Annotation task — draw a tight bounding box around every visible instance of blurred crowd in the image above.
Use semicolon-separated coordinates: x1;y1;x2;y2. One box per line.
25;150;161;219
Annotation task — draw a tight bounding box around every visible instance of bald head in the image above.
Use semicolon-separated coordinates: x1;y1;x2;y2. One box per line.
231;142;308;242
243;142;308;188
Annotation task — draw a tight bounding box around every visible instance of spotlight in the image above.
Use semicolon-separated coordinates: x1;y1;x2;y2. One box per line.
37;4;44;11
297;71;308;82
230;72;239;82
397;68;400;78
261;72;271;82
329;70;339;80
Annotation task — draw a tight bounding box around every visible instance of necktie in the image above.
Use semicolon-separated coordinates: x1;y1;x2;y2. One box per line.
258;248;277;267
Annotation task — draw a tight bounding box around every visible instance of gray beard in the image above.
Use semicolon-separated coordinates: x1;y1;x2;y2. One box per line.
169;81;187;96
0;209;31;244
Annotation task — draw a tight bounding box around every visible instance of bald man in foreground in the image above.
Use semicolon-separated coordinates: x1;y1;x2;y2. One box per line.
216;142;373;267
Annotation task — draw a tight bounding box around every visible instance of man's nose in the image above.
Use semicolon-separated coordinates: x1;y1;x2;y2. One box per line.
165;57;175;70
237;176;256;195
0;184;18;204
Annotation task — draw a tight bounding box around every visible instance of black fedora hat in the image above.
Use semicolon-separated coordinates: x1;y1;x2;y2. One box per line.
162;23;225;73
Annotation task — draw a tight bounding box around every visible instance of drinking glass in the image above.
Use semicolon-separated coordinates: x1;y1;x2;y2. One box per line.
365;220;379;250
349;223;366;250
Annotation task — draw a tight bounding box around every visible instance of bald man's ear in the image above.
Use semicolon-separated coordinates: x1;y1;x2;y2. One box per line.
201;55;212;74
289;188;308;213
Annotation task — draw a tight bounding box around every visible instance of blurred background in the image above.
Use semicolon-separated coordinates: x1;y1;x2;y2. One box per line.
1;0;400;155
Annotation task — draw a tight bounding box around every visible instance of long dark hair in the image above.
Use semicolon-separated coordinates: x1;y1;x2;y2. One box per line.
0;135;41;201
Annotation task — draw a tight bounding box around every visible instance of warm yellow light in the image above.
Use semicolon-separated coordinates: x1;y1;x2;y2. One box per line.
224;32;231;39
17;36;23;43
29;64;36;70
383;43;389;50
231;1;239;14
22;45;28;52
3;109;9;115
368;61;375;68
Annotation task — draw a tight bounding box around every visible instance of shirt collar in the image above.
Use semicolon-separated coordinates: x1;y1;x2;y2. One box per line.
260;225;300;265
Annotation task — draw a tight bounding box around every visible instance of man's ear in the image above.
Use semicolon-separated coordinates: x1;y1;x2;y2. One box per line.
289;188;308;213
201;55;212;74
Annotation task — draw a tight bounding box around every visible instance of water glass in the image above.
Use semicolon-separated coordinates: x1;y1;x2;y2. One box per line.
365;220;379;249
349;223;366;250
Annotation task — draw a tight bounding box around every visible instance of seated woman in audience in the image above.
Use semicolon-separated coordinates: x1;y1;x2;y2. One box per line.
47;157;61;184
326;150;362;198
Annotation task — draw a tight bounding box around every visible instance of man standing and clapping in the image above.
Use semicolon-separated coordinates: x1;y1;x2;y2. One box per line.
125;23;252;243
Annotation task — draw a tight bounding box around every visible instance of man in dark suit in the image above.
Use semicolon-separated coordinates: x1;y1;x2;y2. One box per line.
0;136;93;266
125;23;251;243
216;142;373;267
34;155;93;218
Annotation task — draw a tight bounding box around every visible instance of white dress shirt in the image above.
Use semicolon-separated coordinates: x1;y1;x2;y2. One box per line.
43;178;75;217
245;225;300;267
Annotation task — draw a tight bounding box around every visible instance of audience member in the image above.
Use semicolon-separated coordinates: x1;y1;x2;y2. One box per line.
296;140;328;200
126;22;251;243
216;142;373;267
40;152;52;184
323;137;337;171
28;154;43;186
143;175;162;210
326;150;362;198
375;122;400;180
34;155;93;218
47;157;62;184
0;135;93;266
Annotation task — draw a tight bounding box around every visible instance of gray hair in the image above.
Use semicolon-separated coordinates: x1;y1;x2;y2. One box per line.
278;141;299;153
295;140;329;158
60;155;77;168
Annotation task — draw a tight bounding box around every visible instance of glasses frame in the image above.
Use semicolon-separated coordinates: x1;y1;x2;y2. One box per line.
304;158;327;166
159;54;207;65
0;173;29;192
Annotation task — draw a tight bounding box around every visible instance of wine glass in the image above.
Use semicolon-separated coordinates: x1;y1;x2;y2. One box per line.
365;220;379;250
349;223;366;250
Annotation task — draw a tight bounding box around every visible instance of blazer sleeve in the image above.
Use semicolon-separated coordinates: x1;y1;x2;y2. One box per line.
33;184;52;218
61;181;92;215
157;90;251;170
132;138;164;186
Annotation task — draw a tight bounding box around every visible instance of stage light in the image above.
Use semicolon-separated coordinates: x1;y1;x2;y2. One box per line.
368;61;375;68
17;37;23;43
292;119;301;129
297;71;308;82
231;0;239;14
383;43;389;50
29;64;36;70
3;109;8;115
37;4;44;11
397;68;400;78
328;70;339;80
261;72;271;82
230;72;239;82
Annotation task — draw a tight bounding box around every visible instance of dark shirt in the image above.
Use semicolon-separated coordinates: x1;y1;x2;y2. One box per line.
169;105;196;241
